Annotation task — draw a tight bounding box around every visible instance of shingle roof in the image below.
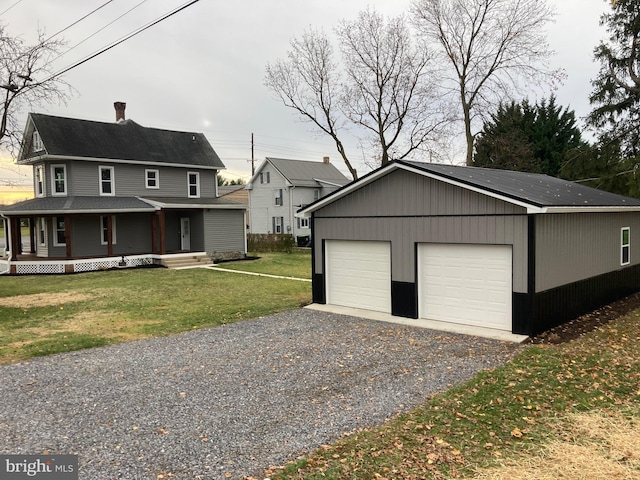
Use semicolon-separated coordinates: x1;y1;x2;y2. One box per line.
21;113;224;168
267;158;350;187
400;161;640;208
0;196;157;215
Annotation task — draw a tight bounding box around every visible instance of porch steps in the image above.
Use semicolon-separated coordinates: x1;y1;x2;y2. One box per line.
161;254;212;269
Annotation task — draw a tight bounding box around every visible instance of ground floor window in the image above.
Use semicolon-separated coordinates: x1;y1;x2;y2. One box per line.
100;216;117;245
621;227;630;265
272;216;283;234
38;218;46;246
54;217;66;246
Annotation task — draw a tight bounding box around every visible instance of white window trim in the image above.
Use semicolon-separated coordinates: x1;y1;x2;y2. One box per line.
35;165;45;197
38;217;47;246
187;171;200;198
100;216;117;245
53;216;66;246
145;169;160;189
51;164;67;197
621;227;630;266
275;188;283;206
99;166;115;196
298;217;309;229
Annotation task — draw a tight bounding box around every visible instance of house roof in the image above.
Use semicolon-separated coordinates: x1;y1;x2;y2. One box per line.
298;160;640;216
247;157;350;188
19;113;225;169
0;195;246;216
0;196;157;216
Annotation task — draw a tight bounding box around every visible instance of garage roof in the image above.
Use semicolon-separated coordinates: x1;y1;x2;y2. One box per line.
298;160;640;216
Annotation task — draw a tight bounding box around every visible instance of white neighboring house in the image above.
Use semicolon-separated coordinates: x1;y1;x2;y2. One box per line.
246;157;350;241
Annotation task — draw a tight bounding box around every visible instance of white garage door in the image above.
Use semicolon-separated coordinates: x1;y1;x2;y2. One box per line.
418;244;512;331
325;240;391;313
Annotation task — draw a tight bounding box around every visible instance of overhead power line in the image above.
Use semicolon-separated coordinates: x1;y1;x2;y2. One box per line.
0;0;22;17
42;0;117;46
54;0;150;63
44;0;200;82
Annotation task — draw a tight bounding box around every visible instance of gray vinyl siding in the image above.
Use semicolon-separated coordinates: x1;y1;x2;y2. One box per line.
535;212;640;292
313;169;529;292
189;211;205;252
204;209;246;254
63;161;218;197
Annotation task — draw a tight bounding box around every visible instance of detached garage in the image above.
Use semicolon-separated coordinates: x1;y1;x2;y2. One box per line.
299;160;640;336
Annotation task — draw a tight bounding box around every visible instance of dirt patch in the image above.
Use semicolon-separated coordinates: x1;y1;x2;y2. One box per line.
471;410;640;479
0;292;93;308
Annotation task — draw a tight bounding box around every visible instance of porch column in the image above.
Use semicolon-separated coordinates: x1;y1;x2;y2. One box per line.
10;217;21;257
64;215;72;259
29;218;36;254
106;215;114;257
157;210;166;255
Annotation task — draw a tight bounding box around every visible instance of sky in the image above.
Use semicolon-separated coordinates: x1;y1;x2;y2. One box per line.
0;0;612;186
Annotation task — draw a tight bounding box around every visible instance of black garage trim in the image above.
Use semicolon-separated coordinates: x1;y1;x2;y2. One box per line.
391;281;418;318
514;263;640;336
312;273;325;304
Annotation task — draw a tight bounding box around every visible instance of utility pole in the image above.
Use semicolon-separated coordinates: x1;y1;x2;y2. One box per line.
251;133;255;176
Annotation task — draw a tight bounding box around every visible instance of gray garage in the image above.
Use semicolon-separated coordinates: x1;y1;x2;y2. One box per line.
297;161;640;336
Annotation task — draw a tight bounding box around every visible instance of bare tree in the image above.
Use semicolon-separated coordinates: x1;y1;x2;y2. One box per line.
265;9;451;179
411;0;564;166
0;24;72;154
264;28;358;180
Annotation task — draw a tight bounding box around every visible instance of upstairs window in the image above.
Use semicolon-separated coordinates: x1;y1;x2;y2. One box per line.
35;165;44;197
275;188;283;206
188;172;200;198
260;171;271;184
32;131;43;152
99;166;115;196
621;227;630;265
145;169;159;189
51;164;67;196
313;189;320;201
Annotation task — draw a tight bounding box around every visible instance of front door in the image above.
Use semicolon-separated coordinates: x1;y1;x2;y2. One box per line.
180;217;191;251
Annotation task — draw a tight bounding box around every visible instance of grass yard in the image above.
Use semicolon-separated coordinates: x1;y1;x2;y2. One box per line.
265;301;640;479
218;250;312;279
0;251;312;364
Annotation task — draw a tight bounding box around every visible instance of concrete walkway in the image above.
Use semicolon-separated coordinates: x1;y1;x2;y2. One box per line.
204;265;311;282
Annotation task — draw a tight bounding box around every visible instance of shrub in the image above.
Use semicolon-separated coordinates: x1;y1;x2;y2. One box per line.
248;234;295;253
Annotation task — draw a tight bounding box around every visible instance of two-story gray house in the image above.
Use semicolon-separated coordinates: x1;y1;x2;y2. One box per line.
0;103;246;274
246;157;350;242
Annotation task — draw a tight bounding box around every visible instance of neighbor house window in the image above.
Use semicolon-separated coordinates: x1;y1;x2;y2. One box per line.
272;216;283;234
260;171;271;184
274;188;283;206
100;216;116;245
99;166;115;196
145;169;159;189
38;217;46;246
313;189;320;201
187;172;200;198
621;227;630;265
35;165;44;197
53;216;66;246
51;164;67;196
32;131;43;152
297;217;309;229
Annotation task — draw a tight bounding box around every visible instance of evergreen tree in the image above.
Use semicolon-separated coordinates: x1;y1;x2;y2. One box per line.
473;96;583;176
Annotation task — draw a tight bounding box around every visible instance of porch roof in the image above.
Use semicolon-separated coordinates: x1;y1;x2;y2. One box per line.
0;196;157;216
140;196;247;210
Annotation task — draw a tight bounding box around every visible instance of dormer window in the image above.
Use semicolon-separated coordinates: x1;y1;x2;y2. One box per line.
32;131;43;152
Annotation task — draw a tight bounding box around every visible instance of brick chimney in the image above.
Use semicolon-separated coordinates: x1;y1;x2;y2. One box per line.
323;156;330;164
114;101;126;122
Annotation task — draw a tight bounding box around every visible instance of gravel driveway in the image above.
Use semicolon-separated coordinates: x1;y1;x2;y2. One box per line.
0;309;521;479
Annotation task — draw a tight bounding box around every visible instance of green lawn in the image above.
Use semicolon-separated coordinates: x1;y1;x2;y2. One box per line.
218;251;312;279
0;251;312;364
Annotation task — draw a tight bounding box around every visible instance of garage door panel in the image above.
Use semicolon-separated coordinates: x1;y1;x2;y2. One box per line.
419;244;512;331
326;240;391;313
